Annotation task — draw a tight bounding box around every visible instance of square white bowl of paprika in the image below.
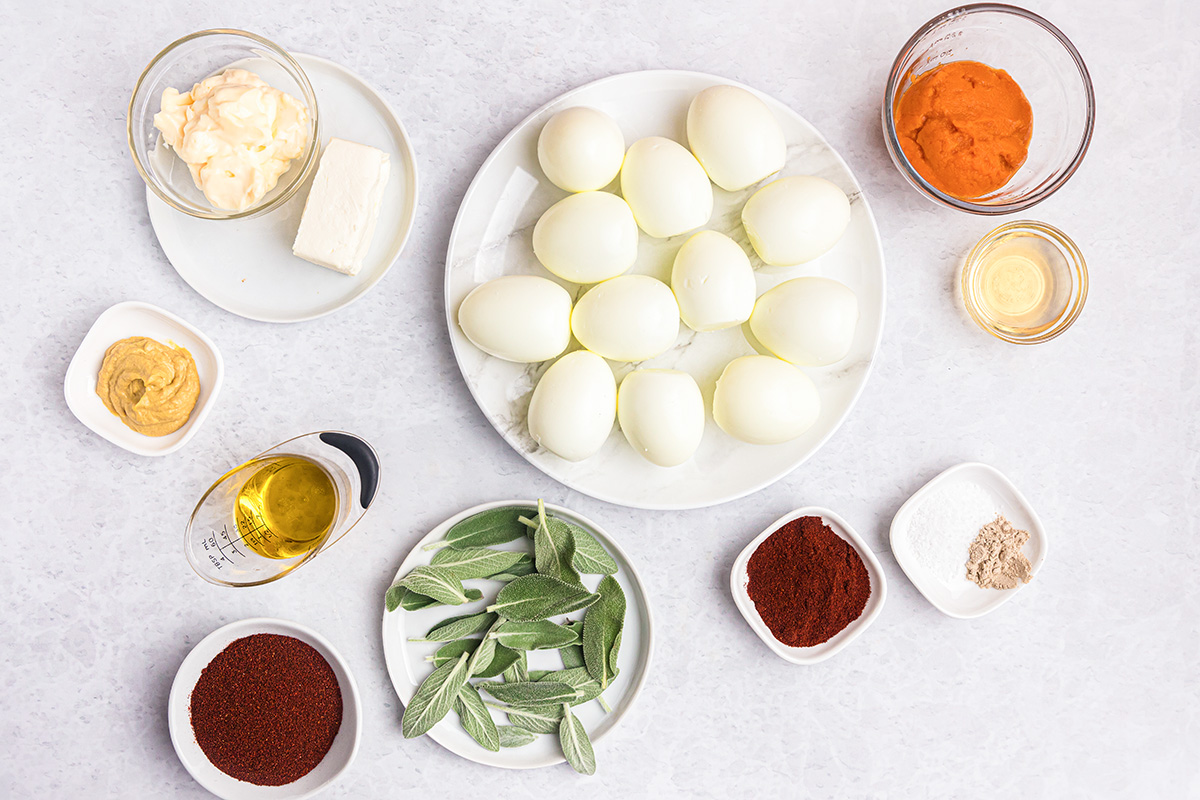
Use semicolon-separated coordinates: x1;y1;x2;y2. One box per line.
730;506;887;665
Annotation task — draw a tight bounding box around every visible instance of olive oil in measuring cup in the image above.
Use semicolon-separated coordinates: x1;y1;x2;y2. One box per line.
234;456;337;559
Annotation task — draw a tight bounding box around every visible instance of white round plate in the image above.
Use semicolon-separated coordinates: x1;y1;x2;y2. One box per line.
147;54;418;323
381;500;654;770
445;70;885;510
167;617;362;800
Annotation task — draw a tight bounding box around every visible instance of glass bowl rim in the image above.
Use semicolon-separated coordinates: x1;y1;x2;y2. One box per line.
882;3;1096;216
126;28;321;221
961;219;1089;344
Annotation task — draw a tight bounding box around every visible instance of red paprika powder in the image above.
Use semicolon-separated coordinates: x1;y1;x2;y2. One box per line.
746;515;871;647
190;633;343;786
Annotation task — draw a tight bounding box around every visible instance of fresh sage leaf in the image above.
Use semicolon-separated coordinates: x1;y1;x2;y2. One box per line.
488;702;563;734
533;500;581;585
567;523;619;575
453;682;499;752
487;553;536;581
431;547;528;580
559;703;596;775
560;645;585;669
426;506;535;551
609;628;623;677
413;611;497;642
466;634;497;677
385;584;407;612
480;681;578;707
428;637;520;679
497;725;537;748
502;651;528;683
402;652;471;739
519;512;617;575
488;575;598;622
582;575;626;689
428;638;479;666
560;620;585;669
398;566;475;606
475;644;522;679
491;619;580;651
526;669;552;681
537;666;607;705
391;585;481;611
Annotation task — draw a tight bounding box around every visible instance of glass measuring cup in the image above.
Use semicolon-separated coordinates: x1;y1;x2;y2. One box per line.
185;431;380;586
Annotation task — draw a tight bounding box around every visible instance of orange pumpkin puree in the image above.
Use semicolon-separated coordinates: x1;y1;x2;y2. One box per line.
894;60;1033;199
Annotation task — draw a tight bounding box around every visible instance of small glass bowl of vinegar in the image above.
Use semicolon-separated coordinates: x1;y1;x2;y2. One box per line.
961;220;1087;344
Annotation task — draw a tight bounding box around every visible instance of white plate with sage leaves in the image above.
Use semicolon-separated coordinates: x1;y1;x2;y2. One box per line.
381;500;654;772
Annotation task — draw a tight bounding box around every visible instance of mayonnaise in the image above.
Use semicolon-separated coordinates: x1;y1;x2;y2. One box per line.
153;68;309;212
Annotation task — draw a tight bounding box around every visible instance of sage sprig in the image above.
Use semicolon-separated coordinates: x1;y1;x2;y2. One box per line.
559;704;597;775
488;575;598;621
402;653;471;739
490;619;580;651
582;575;626;689
536;666;608;706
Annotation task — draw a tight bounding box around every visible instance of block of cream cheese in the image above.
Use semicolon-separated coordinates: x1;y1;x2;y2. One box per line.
292;138;390;275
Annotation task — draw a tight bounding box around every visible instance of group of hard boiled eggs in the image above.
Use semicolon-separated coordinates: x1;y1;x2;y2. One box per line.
458;84;860;468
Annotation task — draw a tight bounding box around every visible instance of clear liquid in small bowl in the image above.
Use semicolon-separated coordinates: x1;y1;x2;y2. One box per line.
969;231;1071;337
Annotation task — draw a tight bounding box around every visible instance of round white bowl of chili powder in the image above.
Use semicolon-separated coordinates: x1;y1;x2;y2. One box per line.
730;507;887;665
167;617;362;799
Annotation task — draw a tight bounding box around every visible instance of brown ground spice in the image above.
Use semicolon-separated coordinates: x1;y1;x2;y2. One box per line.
190;633;342;786
746;515;871;647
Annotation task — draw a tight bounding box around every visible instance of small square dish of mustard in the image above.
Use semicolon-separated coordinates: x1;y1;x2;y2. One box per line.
65;301;223;457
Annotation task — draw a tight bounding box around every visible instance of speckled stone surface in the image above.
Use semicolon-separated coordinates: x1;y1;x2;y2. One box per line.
1;1;1197;797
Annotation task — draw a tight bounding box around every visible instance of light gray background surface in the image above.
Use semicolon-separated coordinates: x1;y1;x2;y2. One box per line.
2;1;1197;797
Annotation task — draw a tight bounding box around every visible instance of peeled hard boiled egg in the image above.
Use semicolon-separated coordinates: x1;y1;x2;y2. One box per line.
532;191;638;283
571;275;680;362
458;275;571;363
712;355;820;445
671;230;756;332
617;369;704;467
620;137;713;238
741;176;851;266
686;85;786;191
537;106;626;192
527;350;616;461
750;277;858;366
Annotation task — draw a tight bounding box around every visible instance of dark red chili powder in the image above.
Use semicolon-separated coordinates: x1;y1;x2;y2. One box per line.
190;633;343;786
746;515;871;647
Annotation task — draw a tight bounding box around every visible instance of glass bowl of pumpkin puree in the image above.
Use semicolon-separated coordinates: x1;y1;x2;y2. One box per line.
882;4;1094;215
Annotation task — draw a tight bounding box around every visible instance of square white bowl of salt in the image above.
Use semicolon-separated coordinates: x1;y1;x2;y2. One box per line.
889;462;1047;618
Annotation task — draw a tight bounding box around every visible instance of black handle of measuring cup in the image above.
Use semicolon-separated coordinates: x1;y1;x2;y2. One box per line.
319;432;380;509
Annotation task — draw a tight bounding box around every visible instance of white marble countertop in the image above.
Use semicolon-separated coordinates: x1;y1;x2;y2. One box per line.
2;0;1196;796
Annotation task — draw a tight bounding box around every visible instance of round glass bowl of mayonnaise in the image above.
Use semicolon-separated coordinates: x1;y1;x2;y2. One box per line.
882;5;1094;214
128;29;320;220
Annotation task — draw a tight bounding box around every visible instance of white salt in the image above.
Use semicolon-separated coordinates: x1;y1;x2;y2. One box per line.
907;480;1000;589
